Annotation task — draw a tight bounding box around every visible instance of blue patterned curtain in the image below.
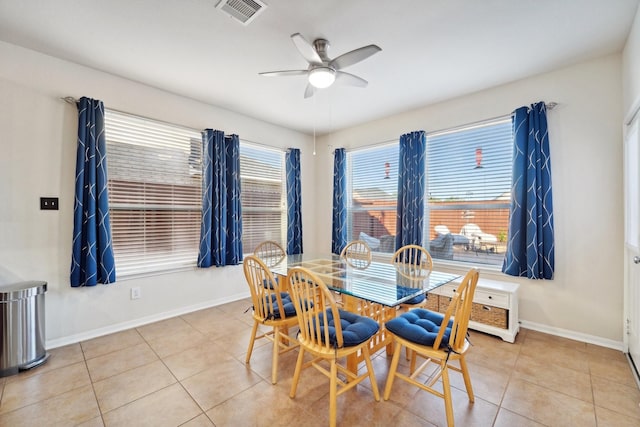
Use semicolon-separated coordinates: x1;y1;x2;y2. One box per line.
395;131;426;250
286;148;303;255
502;102;554;279
198;130;243;267
331;148;347;254
70;97;116;287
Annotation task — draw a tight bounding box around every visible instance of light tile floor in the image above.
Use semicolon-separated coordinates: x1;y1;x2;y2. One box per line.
1;298;639;426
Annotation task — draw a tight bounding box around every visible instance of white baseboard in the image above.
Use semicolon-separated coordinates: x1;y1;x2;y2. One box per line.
45;295;627;355
45;291;250;349
520;320;626;352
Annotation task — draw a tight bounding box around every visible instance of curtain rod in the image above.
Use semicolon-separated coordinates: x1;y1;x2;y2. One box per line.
340;138;398;153
62;96;557;151
344;101;558;152
62;97;202;133
61;97;288;153
241;138;288;153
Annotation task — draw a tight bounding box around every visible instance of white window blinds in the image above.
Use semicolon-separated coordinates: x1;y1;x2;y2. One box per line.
345;118;513;266
105;110;202;277
240;143;286;253
426;118;512;266
346;143;399;254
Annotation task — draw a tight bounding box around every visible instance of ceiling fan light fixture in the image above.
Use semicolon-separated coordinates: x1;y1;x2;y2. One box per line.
308;67;336;88
259;33;381;97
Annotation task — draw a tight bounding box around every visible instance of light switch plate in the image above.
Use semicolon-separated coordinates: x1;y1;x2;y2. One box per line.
40;197;59;210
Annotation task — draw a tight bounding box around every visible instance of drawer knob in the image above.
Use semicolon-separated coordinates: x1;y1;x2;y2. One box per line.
488;295;493;299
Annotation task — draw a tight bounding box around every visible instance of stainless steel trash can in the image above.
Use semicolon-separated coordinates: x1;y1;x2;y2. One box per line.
0;281;49;377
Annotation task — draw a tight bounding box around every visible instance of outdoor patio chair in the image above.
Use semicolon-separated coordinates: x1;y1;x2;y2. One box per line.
460;223;498;251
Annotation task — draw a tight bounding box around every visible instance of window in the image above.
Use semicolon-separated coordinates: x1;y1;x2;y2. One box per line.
104;112;288;276
346;143;399;254
426;118;513;266
105;110;203;277
345;118;512;267
240;144;287;254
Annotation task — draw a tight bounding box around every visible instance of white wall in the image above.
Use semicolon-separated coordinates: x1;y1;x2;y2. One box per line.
623;3;640;119
315;54;625;345
0;39;628;349
0;41;316;347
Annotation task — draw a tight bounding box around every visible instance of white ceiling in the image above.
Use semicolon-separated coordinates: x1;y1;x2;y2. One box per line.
0;0;638;134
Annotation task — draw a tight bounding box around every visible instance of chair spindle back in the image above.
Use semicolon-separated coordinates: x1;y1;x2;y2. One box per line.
287;267;344;351
243;255;287;321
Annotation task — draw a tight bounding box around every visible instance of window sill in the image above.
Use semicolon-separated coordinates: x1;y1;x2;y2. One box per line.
371;251;504;277
432;258;503;276
114;265;199;282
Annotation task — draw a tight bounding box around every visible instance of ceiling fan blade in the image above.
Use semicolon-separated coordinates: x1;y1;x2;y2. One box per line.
259;70;308;77
304;83;316;98
335;71;368;88
330;45;381;70
291;33;322;64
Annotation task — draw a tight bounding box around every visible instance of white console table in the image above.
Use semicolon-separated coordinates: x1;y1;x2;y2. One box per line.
426;277;520;343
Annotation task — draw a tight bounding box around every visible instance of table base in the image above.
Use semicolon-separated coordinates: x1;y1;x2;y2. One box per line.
341;295;397;373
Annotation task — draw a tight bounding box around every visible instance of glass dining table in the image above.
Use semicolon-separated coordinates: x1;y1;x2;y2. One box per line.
267;253;461;371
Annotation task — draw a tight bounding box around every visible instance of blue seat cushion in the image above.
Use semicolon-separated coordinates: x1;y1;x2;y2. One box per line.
316;309;379;348
385;308;453;348
262;276;279;289
397;286;426;305
263;292;297;319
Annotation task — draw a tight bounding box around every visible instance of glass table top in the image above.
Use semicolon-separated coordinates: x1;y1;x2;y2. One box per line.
267;253;460;307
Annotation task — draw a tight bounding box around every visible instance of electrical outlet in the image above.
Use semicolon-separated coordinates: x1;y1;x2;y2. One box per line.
130;287;141;300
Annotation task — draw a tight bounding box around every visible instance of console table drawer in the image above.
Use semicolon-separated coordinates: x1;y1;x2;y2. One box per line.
434;283;457;298
436;295;509;330
434;285;509;309
426;276;519;342
474;289;509;308
471;303;508;329
425;293;439;311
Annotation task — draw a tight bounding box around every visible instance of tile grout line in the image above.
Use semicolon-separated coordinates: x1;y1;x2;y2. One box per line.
490;330;543;426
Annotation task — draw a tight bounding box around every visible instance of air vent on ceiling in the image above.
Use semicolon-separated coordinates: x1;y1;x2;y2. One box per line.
216;0;267;25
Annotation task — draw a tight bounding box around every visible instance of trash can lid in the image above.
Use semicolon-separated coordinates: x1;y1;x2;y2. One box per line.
0;281;47;301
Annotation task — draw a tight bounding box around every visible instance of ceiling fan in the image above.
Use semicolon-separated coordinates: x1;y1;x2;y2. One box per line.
259;33;381;98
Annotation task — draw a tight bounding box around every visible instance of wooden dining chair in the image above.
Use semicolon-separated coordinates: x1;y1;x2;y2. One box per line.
391;244;433;308
253;240;286;266
286;266;381;427
340;239;372;268
392;244;436;359
242;255;299;384
254;240;286;289
383;268;479;427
